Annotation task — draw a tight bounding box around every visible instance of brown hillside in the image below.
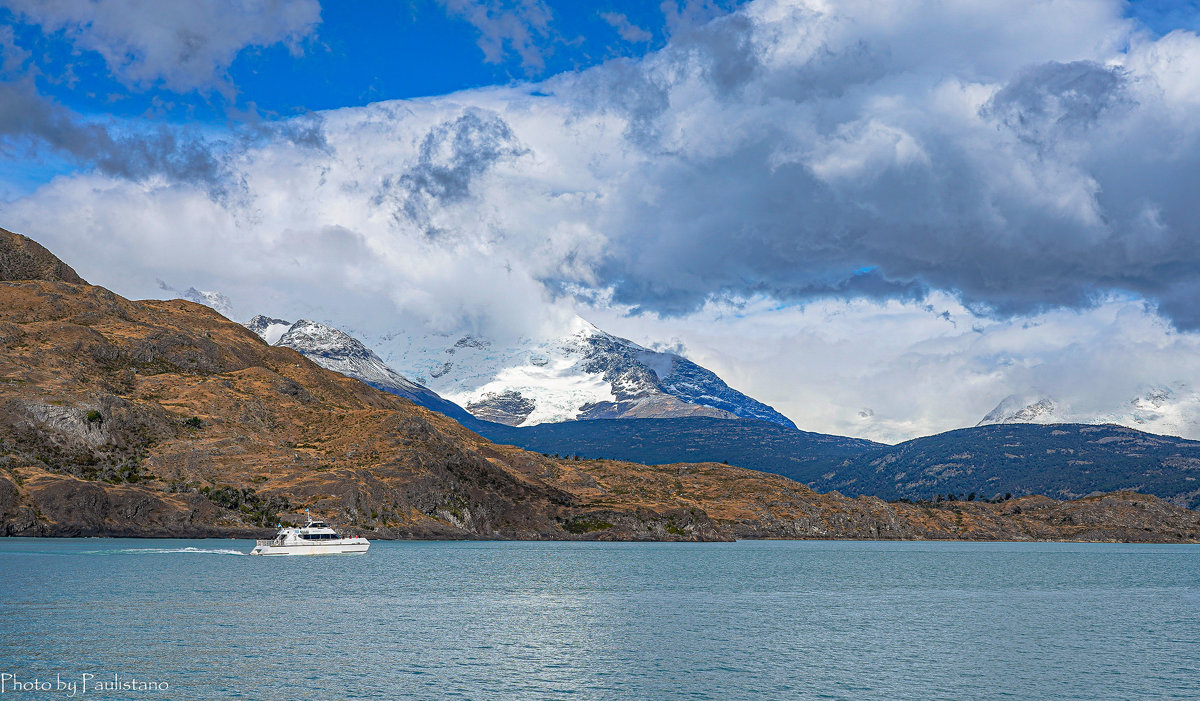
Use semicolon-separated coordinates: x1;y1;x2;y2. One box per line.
0;227;85;284
0;228;1197;542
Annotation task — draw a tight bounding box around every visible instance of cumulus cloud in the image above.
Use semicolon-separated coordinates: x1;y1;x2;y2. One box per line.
385;108;528;233
661;0;745;36
540;0;1200;332
6;0;1200;438
0;0;327;193
600;12;652;43
437;0;555;74
0;0;321;96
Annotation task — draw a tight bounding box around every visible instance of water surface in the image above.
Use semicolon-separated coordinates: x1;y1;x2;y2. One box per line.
1;539;1197;699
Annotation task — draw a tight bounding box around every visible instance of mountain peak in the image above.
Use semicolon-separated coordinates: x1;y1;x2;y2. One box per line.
246;315;292;345
181;287;236;320
0;228;86;285
278;319;369;357
978;394;1059;426
373;315;796;429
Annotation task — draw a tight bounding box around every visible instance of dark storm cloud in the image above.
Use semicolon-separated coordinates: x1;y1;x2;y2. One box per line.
561;57;671;147
0;80;225;189
239;113;330;152
984;61;1130;149
0;76;330;196
12;0;1200;341
383;109;526;232
676;11;763;97
543;5;1200;329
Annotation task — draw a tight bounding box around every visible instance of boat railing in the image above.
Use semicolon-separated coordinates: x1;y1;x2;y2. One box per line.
254;536;362;547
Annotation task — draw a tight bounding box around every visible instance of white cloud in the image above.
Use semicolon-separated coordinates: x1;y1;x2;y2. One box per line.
0;0;321;95
600;12;652;43
437;0;555;74
583;294;1200;443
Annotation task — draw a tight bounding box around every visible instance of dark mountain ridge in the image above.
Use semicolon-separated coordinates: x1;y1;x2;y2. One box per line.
476;416;879;475
476;419;1200;509
819;422;1200;509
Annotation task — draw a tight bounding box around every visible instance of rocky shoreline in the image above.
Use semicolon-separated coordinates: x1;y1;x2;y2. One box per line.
4;462;1197;543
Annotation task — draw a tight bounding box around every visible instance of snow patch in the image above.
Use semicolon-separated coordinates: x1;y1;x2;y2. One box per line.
446;354;616;426
636;349;676;381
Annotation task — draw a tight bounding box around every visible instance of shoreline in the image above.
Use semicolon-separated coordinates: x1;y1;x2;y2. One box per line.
4;532;1197;545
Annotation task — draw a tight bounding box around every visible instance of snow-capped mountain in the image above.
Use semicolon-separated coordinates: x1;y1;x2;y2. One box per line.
977;386;1200;439
245;315;476;425
977;395;1061;425
246;315;291;345
182;288;235;320
366;316;797;429
158;280;236;320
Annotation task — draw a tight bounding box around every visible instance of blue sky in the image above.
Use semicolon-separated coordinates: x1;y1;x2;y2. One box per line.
0;0;744;126
0;0;1189;182
3;0;1200;442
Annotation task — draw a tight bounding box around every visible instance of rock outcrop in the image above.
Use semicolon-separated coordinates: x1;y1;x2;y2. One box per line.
0;228;85;284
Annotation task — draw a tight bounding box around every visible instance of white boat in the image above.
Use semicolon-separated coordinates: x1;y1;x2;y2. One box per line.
249;519;370;556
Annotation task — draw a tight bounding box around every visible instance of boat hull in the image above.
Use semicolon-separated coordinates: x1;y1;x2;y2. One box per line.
249;541;370;556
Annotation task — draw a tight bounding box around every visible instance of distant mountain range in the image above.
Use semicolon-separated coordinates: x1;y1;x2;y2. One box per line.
978;388;1200;440
240;314;1200;510
818;423;1200;509
477;416;878;478
477;418;1200;509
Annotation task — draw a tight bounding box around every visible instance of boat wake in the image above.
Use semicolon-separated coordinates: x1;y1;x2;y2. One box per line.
86;547;245;556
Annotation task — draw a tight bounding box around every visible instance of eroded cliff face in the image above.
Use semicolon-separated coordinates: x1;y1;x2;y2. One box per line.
0;228;1198;542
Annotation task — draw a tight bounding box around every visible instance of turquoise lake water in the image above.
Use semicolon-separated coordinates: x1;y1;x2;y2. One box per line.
1;539;1197;700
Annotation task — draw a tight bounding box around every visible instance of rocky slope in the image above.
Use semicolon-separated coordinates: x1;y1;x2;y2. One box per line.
1;227;1197;542
370;317;797;428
